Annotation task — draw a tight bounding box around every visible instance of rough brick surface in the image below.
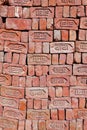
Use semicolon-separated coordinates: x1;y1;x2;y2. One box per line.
0;0;87;129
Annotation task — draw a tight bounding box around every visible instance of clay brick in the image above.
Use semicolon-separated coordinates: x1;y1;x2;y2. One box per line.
39;120;46;130
84;120;87;130
0;52;4;62
26;120;32;130
48;87;55;98
56;87;62;97
0;29;21;41
40;18;46;30
28;65;34;76
46;120;69;130
0;39;4;51
3;63;27;76
66;109;74;120
63;87;69;96
32;76;40;87
77;6;85;17
62;30;68;41
47;75;69;87
18;120;25;130
28;54;51;65
27;109;50;120
33;0;41;6
82;53;87;63
0;0;5;5
41;0;48;6
47;18;53;30
26;87;48;99
29;31;53;42
27;99;33;109
0;117;18;130
50;42;74;53
0;96;19;108
32;19;39;30
12;53;19;64
82;0;87;5
59;54;66;64
63;6;69;18
69;30;76;41
32;120;38;130
49;97;71;109
28;42;35;53
70;6;77;18
43;42;49;53
59;109;65;120
49;0;56;6
3;107;25;120
12;75;19;86
8;6;15;17
26;76;32;87
70;76;77;86
76;41;87;52
15;6;22;18
40;76;47;87
35;42;42;53
73;64;87;75
71;98;78;108
0;86;24;98
21;31;29;43
79;98;85;108
30;7;54;18
5;52;12;63
52;54;58;64
9;0;33;6
6;18;31;30
70;86;87;97
0;63;2;74
19;77;26;87
80;17;87;29
23;7;29;18
19;54;26;65
66;53;73;64
0;74;11;85
49;65;72;75
19;99;26;111
42;99;48;109
70;120;76;130
0;5;8;17
73;109;87;119
42;66;49;75
77;76;87;86
79;29;86;40
55;18;79;30
55;7;63;18
57;0;81;5
51;109;58;120
34;99;41;109
54;30;61;41
74;52;81;63
35;65;42;76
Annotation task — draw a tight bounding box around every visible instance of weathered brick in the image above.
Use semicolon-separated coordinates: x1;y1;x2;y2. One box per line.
77;76;87;86
0;86;24;98
29;31;53;42
0;74;11;85
0;29;21;41
28;54;51;65
50;42;75;53
74;109;87;119
26;87;48;99
9;0;33;6
49;65;72;75
34;99;41;109
57;0;81;5
56;87;62;97
3;63;27;76
80;17;87;29
55;18;79;30
3;107;25;120
0;117;18;130
76;41;87;52
27;109;50;120
30;7;54;18
51;109;58;120
82;0;87;5
73;64;87;75
6;18;31;30
4;41;27;54
49;97;71;109
47;75;69;87
70;87;87;97
46;120;69;130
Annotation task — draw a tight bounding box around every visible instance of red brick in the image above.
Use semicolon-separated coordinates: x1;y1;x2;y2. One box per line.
52;54;58;64
0;39;4;50
27;99;33;109
74;52;81;63
35;65;42;76
19;99;26;111
82;0;87;5
8;6;15;17
73;64;87;75
84;119;87;130
28;42;35;53
0;117;18;130
73;109;87;119
0;74;11;86
28;65;35;76
42;99;48;109
63;6;69;17
70;87;87;97
55;18;79;30
0;52;4;62
43;42;49;53
9;0;33;6
0;86;24;98
6;18;31;30
79;98;85;108
39;120;46;130
59;109;65;120
66;109;74;120
62;30;68;41
47;75;69;87
35;42;42;53
3;107;25;120
59;54;66;64
0;0;5;5
26;120;32;130
70;120;76;130
0;5;8;17
29;31;53;42
66;53;73;64
79;29;86;40
41;0;48;6
40;76;47;87
32;19;39;30
70;6;77;18
28;54;51;65
12;53;19;64
30;7;54;18
70;76;77;86
49;0;56;6
27;109;50;120
48;87;55;98
47;18;53;30
56;87;62;97
26;87;48;99
23;7;29;18
77;6;85;17
19;77;25;87
55;7;63;18
82;53;87;63
42;66;48;75
0;63;2;74
12;75;19;86
18;121;25;130
51;109;58;120
49;97;71;109
57;0;81;5
71;98;78;108
0;96;19;108
77;76;87;86
63;87;69;96
76;41;87;52
4;52;12;63
0;29;21;41
34;99;41;109
49;65;72;75
32;76;40;87
50;42;74;53
80;17;87;29
19;54;26;65
3;63;27;76
33;0;40;6
40;18;46;30
46;120;69;130
26;76;32;87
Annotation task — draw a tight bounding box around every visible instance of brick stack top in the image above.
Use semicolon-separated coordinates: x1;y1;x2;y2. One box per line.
0;0;87;130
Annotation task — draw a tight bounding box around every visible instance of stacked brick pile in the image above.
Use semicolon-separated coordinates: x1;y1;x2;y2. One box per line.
0;0;87;129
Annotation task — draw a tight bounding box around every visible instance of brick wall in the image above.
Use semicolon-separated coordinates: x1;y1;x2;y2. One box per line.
0;0;87;129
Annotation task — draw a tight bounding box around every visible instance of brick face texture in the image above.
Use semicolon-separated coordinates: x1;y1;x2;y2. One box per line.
0;0;87;129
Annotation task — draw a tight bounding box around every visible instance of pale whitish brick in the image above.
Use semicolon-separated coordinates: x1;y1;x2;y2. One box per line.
0;52;4;62
47;18;53;30
43;42;49;53
54;30;61;41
